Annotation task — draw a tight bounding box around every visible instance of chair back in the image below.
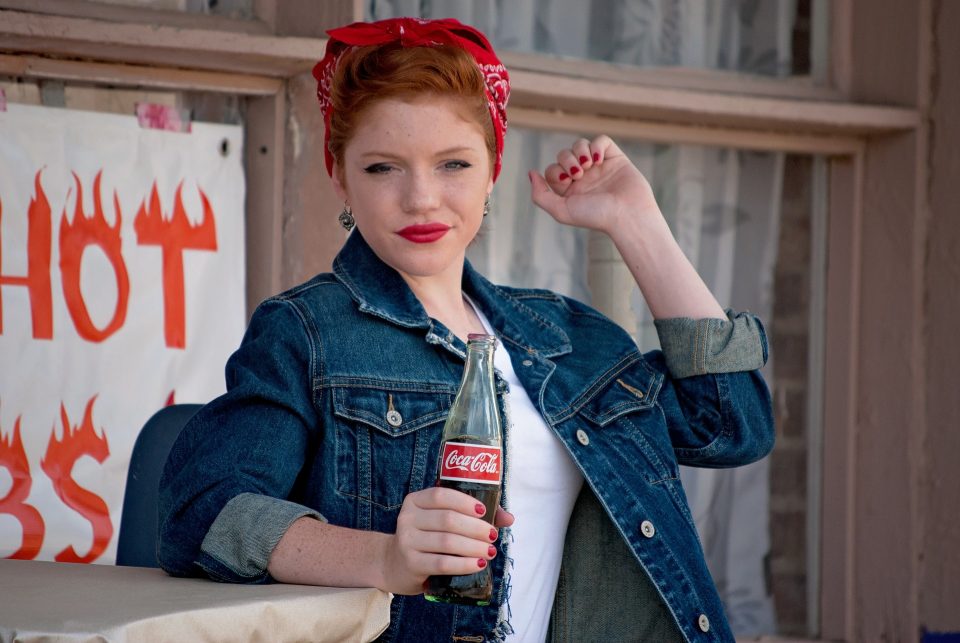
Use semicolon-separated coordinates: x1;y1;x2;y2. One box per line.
116;403;202;567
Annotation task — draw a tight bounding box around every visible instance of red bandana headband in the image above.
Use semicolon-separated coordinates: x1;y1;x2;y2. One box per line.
313;17;510;181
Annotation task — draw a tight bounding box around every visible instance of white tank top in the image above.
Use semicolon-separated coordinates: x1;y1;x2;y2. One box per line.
467;298;584;642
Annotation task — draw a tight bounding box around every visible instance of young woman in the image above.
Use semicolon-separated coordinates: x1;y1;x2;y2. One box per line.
158;17;774;643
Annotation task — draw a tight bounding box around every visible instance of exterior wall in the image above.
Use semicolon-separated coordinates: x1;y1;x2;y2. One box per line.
856;130;922;642
280;70;344;287
840;0;960;638
921;0;960;631
258;0;358;292
834;2;922;640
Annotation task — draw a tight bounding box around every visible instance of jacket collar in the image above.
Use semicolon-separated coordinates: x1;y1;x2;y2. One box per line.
332;231;570;358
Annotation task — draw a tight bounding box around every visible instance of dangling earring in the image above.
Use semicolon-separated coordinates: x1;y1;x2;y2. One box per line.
339;204;355;231
483;195;491;217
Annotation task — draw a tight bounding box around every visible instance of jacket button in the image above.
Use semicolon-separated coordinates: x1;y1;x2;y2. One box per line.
698;613;710;633
640;520;655;538
522;359;533;367
575;429;590;446
386;410;402;427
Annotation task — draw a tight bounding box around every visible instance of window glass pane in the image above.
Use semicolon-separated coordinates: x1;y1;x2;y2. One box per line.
368;0;822;78
470;125;819;637
468;128;591;302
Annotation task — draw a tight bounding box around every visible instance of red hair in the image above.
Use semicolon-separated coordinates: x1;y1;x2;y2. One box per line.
327;44;496;176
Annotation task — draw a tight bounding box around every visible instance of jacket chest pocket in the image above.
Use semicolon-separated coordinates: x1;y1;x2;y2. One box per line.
577;361;679;484
331;385;451;510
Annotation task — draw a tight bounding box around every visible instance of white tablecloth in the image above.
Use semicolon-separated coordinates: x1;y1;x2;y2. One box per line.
0;559;392;642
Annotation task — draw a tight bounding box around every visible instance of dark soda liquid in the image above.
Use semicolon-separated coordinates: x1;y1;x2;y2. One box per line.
423;480;502;606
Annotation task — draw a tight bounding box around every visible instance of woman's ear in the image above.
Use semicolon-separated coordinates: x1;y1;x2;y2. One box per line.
330;160;348;202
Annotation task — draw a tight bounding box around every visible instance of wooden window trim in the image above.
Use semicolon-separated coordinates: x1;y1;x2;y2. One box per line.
0;8;918;137
509;107;865;157
0;0;272;34
819;156;863;642
0;53;281;95
507;68;917;138
0;9;324;77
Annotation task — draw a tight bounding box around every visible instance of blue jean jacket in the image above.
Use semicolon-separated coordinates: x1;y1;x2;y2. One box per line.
158;231;774;642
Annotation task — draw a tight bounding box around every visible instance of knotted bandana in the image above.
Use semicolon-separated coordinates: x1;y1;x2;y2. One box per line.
313;17;510;181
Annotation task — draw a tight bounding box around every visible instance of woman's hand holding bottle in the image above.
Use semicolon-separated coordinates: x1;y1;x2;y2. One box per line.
381;487;515;595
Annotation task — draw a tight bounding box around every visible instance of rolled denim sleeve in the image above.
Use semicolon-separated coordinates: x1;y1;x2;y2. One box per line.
158;298;323;583
653;309;768;378
197;493;325;583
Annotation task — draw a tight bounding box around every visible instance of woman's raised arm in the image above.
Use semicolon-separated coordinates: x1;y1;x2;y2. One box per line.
528;135;725;321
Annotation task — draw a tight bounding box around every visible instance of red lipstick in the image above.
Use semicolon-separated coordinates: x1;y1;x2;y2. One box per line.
397;223;451;243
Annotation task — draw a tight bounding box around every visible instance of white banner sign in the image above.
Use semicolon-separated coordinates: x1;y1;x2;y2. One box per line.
0;103;246;563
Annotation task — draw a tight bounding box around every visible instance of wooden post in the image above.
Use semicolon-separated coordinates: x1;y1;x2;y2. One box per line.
243;92;285;315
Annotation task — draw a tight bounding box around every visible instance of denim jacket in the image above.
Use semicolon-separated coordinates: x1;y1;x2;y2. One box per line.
158;231;774;643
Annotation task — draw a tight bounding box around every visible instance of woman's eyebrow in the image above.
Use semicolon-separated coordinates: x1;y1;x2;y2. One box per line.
358;146;478;160
358;151;400;160
433;146;476;156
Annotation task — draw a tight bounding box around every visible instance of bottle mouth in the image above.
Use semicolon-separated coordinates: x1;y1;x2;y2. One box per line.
467;334;497;349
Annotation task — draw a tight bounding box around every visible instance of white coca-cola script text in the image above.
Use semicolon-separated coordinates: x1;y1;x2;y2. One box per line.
443;449;500;475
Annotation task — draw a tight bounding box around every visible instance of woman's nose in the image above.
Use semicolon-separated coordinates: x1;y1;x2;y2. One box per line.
401;172;441;213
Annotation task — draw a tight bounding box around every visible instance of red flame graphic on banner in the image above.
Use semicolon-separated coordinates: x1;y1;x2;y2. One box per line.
40;397;113;563
134;182;217;349
0;171;53;339
0;416;45;559
59;171;130;342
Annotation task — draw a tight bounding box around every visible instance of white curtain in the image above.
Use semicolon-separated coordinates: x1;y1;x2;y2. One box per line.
369;1;793;634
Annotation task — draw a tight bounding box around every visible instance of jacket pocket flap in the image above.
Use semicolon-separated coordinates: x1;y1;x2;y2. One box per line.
332;386;452;437
578;363;662;426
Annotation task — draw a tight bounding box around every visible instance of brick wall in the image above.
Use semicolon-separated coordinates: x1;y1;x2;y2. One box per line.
769;154;812;635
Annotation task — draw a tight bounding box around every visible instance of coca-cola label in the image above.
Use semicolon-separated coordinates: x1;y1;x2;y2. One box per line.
439;441;502;485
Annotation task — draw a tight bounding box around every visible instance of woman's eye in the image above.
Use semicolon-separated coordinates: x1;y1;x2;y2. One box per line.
443;160;472;171
363;163;392;174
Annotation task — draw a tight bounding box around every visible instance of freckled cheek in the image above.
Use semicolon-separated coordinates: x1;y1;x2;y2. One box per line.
442;185;486;208
352;181;401;213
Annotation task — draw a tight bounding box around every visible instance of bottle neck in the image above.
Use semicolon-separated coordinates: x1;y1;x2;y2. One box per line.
443;334;501;443
463;336;496;386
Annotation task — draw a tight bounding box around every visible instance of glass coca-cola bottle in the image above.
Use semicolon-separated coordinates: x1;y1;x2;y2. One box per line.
424;333;503;606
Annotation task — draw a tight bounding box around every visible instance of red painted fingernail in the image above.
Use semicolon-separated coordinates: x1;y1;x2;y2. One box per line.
570;166;581;175
477;558;487;569
593;152;600;162
475;503;486;516
579;155;589;164
489;528;498;541
558;172;569;181
488;545;497;558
